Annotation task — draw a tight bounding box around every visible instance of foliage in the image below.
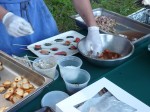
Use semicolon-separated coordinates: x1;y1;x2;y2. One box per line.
44;0;141;32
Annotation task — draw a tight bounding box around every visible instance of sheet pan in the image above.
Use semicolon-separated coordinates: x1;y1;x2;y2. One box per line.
70;8;150;45
0;51;53;112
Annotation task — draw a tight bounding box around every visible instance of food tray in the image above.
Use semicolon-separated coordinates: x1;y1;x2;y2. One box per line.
27;30;85;57
70;8;150;45
0;51;53;112
128;8;150;25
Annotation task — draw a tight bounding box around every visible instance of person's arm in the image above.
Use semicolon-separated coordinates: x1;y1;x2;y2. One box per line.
0;6;8;21
72;0;97;27
72;0;102;55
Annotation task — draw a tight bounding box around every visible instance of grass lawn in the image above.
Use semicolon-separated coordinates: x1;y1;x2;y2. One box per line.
44;0;141;32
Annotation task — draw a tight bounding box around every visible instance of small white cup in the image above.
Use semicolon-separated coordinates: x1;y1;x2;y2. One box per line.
63;69;90;94
33;56;57;79
57;56;83;78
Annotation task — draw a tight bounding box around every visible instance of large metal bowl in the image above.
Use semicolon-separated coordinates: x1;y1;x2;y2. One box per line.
78;34;134;67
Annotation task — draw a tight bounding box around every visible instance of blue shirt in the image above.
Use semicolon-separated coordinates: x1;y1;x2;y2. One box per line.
0;0;59;55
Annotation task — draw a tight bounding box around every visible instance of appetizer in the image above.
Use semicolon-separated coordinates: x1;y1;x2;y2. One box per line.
39;50;50;55
55;51;67;56
0;76;35;104
50;47;58;51
69;45;77;50
63;41;71;46
74;37;80;43
34;45;41;50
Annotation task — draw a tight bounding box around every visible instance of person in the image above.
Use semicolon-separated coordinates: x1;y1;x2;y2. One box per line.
0;0;102;56
73;0;102;56
0;0;59;56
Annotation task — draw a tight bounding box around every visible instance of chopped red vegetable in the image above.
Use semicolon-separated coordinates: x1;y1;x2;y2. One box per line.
98;49;121;59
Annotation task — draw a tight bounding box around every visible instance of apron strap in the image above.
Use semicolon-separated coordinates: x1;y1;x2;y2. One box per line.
0;0;30;4
20;1;33;29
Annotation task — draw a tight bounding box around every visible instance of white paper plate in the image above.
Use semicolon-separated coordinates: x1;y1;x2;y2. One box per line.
27;30;85;57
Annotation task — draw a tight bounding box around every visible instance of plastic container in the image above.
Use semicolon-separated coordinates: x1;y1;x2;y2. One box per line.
41;91;69;111
63;69;90;94
57;56;83;78
33;56;57;79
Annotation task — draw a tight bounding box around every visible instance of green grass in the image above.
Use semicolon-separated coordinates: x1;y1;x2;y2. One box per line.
44;0;141;32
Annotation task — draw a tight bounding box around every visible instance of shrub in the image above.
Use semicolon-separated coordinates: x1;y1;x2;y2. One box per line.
44;0;140;32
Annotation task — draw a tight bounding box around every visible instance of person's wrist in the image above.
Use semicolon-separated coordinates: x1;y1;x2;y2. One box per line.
86;19;97;27
88;26;99;31
0;7;8;21
2;12;14;24
87;26;100;39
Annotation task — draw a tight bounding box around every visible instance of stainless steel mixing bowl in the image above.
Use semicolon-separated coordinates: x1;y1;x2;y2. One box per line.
78;34;134;67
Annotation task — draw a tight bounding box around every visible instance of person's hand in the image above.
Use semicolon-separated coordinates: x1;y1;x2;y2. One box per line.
85;26;103;56
135;0;150;6
142;0;150;6
2;12;34;37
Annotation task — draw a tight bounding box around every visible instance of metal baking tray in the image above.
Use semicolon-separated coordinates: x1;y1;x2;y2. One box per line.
70;8;150;45
128;8;150;25
0;51;53;112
